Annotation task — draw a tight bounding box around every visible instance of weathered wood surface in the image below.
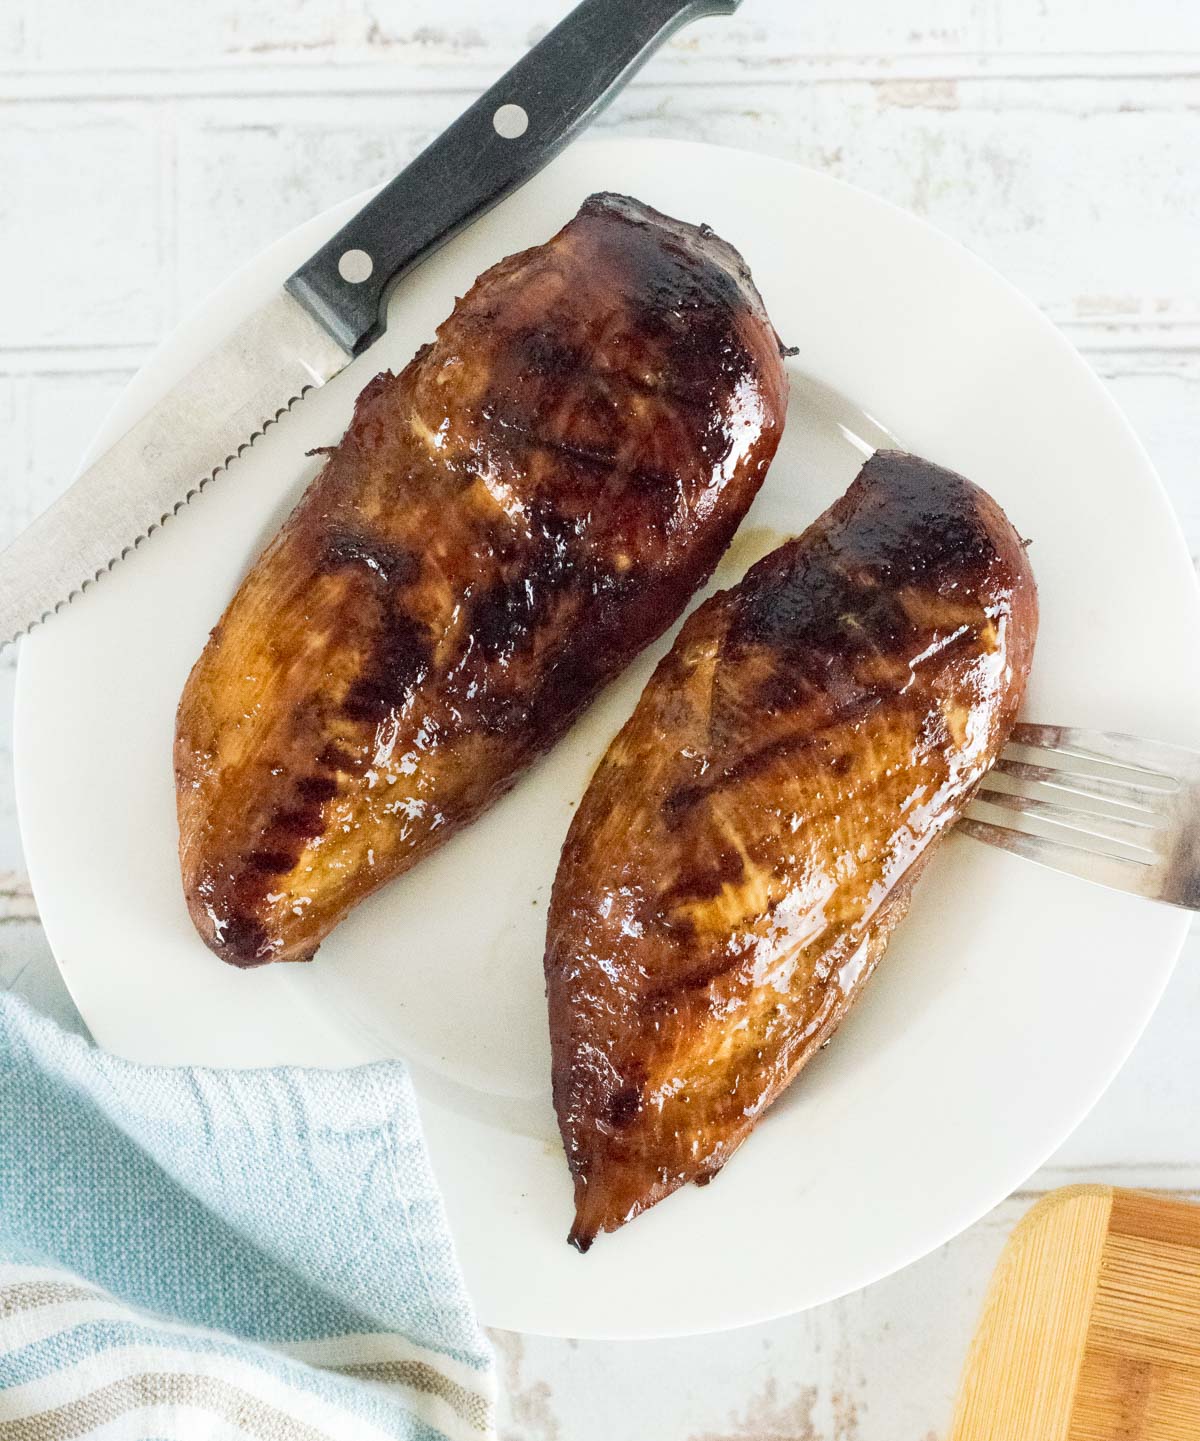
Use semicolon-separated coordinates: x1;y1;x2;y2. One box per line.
1;2;1198;1436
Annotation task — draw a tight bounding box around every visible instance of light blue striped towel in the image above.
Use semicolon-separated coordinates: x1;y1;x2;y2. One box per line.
0;994;495;1440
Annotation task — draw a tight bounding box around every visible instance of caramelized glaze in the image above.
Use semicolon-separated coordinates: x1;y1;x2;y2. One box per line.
544;451;1039;1249
175;194;789;966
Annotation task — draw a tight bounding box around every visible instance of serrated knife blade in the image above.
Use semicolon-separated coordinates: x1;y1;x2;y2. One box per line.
0;0;744;647
0;294;348;648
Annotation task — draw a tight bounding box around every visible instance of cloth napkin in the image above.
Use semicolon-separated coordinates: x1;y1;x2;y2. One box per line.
0;994;495;1441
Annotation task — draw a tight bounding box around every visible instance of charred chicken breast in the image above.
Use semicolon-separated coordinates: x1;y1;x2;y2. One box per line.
545;450;1038;1248
176;194;789;967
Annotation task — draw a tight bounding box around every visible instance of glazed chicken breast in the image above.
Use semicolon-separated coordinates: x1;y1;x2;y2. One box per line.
176;193;789;967
545;450;1038;1249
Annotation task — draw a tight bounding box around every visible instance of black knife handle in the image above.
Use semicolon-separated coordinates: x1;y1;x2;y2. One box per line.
285;0;744;354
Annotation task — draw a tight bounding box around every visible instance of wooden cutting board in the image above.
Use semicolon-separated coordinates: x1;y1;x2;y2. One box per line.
950;1186;1200;1441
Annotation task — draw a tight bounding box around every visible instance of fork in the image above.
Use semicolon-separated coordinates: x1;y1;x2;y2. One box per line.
959;724;1200;911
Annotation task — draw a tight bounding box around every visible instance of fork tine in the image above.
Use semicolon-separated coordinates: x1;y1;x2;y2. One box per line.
958;814;1161;899
973;786;1164;856
993;756;1175;812
1010;724;1199;780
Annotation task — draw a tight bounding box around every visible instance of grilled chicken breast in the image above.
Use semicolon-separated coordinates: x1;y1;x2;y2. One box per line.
176;194;789;967
545;450;1038;1249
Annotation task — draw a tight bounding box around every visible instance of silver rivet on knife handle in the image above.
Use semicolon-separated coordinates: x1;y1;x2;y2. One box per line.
0;291;351;650
493;104;531;140
337;250;374;284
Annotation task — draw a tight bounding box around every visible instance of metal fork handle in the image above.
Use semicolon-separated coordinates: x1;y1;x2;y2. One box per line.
962;724;1200;911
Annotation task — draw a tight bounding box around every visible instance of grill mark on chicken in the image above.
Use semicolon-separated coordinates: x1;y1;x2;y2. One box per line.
514;328;717;412
320;530;419;586
484;412;684;509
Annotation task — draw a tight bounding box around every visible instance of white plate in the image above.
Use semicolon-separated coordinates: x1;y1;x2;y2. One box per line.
16;140;1200;1339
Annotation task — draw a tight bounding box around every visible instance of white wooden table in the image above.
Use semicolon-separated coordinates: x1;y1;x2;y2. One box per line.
2;2;1198;1435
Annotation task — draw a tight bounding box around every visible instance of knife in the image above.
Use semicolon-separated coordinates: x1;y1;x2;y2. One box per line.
0;0;744;649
